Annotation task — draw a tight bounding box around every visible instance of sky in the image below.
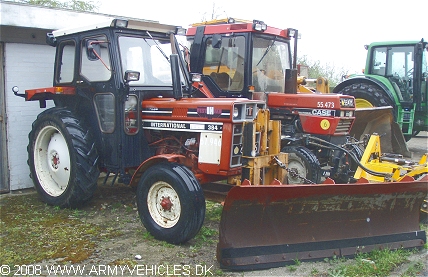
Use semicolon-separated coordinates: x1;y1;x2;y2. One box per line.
97;0;426;74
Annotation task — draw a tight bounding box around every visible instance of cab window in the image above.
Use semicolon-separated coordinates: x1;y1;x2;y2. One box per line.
81;35;111;82
56;40;75;84
203;36;246;91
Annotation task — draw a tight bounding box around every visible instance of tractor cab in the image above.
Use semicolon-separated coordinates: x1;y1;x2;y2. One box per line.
366;41;428;109
334;39;428;141
186;18;297;99
17;18;187;183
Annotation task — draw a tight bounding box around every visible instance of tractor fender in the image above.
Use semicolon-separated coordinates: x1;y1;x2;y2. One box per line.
129;154;186;187
333;75;396;105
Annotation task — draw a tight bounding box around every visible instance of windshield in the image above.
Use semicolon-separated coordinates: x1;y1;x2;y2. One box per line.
252;36;291;92
119;36;172;86
371;45;415;101
203;36;246;91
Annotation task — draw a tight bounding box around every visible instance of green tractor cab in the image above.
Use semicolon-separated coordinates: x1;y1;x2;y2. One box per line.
334;39;428;145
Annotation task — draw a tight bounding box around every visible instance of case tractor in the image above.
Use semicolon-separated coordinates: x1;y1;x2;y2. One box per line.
13;18;427;270
334;40;428;143
184;18;380;184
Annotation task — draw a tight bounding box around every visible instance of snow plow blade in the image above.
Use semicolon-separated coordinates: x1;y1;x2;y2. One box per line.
217;176;427;270
352;106;410;157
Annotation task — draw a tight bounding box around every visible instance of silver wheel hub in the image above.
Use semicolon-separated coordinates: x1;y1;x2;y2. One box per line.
287;155;307;184
34;126;71;197
147;182;181;228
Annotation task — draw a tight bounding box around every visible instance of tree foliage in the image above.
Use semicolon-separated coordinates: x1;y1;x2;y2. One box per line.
200;2;227;22
13;0;98;12
297;55;349;87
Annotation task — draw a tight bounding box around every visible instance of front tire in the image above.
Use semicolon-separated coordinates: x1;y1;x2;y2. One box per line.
28;108;99;208
333;144;364;183
282;146;321;184
137;162;205;244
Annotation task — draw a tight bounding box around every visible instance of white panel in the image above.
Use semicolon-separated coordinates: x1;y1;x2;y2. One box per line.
198;133;222;164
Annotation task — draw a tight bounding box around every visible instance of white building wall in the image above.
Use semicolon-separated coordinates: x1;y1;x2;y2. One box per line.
5;43;55;190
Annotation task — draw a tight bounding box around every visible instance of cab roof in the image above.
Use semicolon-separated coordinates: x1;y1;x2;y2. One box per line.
52;18;182;37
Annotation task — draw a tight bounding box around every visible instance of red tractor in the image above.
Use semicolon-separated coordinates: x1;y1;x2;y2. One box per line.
185;18;364;183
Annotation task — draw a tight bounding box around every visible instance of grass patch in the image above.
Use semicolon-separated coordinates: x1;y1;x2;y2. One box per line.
331;248;415;277
205;201;222;221
0;193;121;265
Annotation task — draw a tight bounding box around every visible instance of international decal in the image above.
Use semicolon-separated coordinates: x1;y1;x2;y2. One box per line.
197;106;222;119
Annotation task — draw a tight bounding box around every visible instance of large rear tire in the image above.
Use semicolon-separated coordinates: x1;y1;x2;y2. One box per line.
340;83;413;142
137;162;205;244
28;108;99;208
340;83;393;108
281;146;321;184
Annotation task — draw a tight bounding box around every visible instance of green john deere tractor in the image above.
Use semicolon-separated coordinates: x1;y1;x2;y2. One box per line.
334;39;428;144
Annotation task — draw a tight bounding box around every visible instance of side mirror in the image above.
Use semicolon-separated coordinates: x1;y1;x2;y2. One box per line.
86;39;101;61
212;34;222;49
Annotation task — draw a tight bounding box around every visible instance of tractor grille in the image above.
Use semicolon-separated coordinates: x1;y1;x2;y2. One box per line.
335;118;353;134
230;124;243;167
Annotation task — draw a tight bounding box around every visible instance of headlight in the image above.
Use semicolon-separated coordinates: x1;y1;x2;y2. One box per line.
233;107;240;119
340;110;354;117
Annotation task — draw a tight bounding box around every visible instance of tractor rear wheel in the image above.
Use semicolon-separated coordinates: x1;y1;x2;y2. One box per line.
340;83;414;141
281;146;322;184
341;83;393;108
137;162;205;244
28;108;99;208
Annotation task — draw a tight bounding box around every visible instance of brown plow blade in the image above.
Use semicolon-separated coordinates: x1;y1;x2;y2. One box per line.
217;176;427;270
352;106;410;157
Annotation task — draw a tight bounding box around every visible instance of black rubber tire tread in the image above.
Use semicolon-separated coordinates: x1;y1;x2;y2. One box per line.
281;146;322;184
28;107;100;208
136;162;205;244
347;144;364;172
334;144;364;183
340;83;393;107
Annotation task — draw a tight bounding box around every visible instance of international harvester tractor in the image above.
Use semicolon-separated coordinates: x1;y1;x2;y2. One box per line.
13;18;427;270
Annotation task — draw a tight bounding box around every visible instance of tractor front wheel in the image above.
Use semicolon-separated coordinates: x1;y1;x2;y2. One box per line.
333;144;364;183
137;162;205;244
28;108;100;208
281;146;322;184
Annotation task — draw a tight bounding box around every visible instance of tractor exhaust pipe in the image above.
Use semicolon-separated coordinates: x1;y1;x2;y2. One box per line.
170;54;183;100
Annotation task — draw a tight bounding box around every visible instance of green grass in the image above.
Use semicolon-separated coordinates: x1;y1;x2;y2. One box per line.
0;193;121;265
205;201;223;221
324;248;424;277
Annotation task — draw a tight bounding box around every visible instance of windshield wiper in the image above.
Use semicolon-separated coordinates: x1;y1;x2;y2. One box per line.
146;31;170;62
256;37;277;66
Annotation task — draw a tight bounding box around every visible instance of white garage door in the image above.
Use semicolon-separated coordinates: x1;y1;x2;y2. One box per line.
5;43;55;191
0;43;7;193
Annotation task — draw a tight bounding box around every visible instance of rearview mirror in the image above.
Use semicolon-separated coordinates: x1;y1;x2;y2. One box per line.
212;34;222;49
86;39;101;61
